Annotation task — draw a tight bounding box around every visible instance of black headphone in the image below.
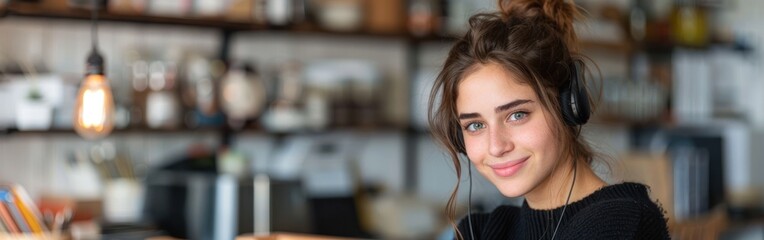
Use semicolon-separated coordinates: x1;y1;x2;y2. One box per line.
453;60;590;154
559;60;591;126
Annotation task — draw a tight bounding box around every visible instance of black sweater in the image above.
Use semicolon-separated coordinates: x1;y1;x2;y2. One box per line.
457;182;670;239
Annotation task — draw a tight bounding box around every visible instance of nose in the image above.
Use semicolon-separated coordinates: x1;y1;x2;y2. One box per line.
488;125;513;157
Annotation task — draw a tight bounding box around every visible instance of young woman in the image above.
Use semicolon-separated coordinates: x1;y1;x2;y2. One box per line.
428;0;670;239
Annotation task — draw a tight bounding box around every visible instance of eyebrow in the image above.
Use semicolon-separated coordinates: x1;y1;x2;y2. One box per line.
495;99;533;113
458;99;533;120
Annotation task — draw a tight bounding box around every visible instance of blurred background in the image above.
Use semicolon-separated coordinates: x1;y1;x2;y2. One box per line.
0;0;763;239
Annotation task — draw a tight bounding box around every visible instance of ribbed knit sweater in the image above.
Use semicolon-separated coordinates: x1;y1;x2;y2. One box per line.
457;182;670;239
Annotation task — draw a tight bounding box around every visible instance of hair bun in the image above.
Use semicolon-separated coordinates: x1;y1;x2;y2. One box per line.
499;0;580;49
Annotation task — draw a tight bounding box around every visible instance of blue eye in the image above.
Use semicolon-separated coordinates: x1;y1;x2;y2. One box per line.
509;112;528;121
465;122;485;132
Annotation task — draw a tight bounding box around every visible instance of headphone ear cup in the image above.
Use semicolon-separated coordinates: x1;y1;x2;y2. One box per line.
559;87;579;126
560;61;591;126
574;80;591;124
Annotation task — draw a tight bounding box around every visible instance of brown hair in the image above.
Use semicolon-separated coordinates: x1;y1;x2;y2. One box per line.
426;0;598;238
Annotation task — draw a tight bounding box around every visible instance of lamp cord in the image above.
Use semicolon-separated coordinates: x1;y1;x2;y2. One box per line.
91;0;98;51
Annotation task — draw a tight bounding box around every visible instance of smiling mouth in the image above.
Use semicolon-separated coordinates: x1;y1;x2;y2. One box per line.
488;156;529;177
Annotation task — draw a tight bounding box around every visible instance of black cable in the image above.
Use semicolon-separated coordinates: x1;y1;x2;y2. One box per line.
536;204;552;240
91;0;98;51
536;162;578;240
467;161;475;240
550;164;577;240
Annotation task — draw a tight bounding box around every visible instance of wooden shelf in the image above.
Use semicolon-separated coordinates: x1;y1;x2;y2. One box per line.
1;3;254;30
3;127;223;136
255;23;414;41
2;124;414;137
0;2;449;42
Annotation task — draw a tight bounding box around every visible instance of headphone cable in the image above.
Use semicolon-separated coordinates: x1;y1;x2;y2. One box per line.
467;161;475;240
550;163;577;240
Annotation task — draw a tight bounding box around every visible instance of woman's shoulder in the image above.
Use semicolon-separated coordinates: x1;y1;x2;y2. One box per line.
584;182;670;223
577;182;666;211
563;182;670;239
595;182;669;217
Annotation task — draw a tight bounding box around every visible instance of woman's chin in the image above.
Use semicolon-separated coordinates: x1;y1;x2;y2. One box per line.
495;182;529;198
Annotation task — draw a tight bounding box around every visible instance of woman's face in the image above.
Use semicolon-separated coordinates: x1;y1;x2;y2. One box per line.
456;63;561;198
